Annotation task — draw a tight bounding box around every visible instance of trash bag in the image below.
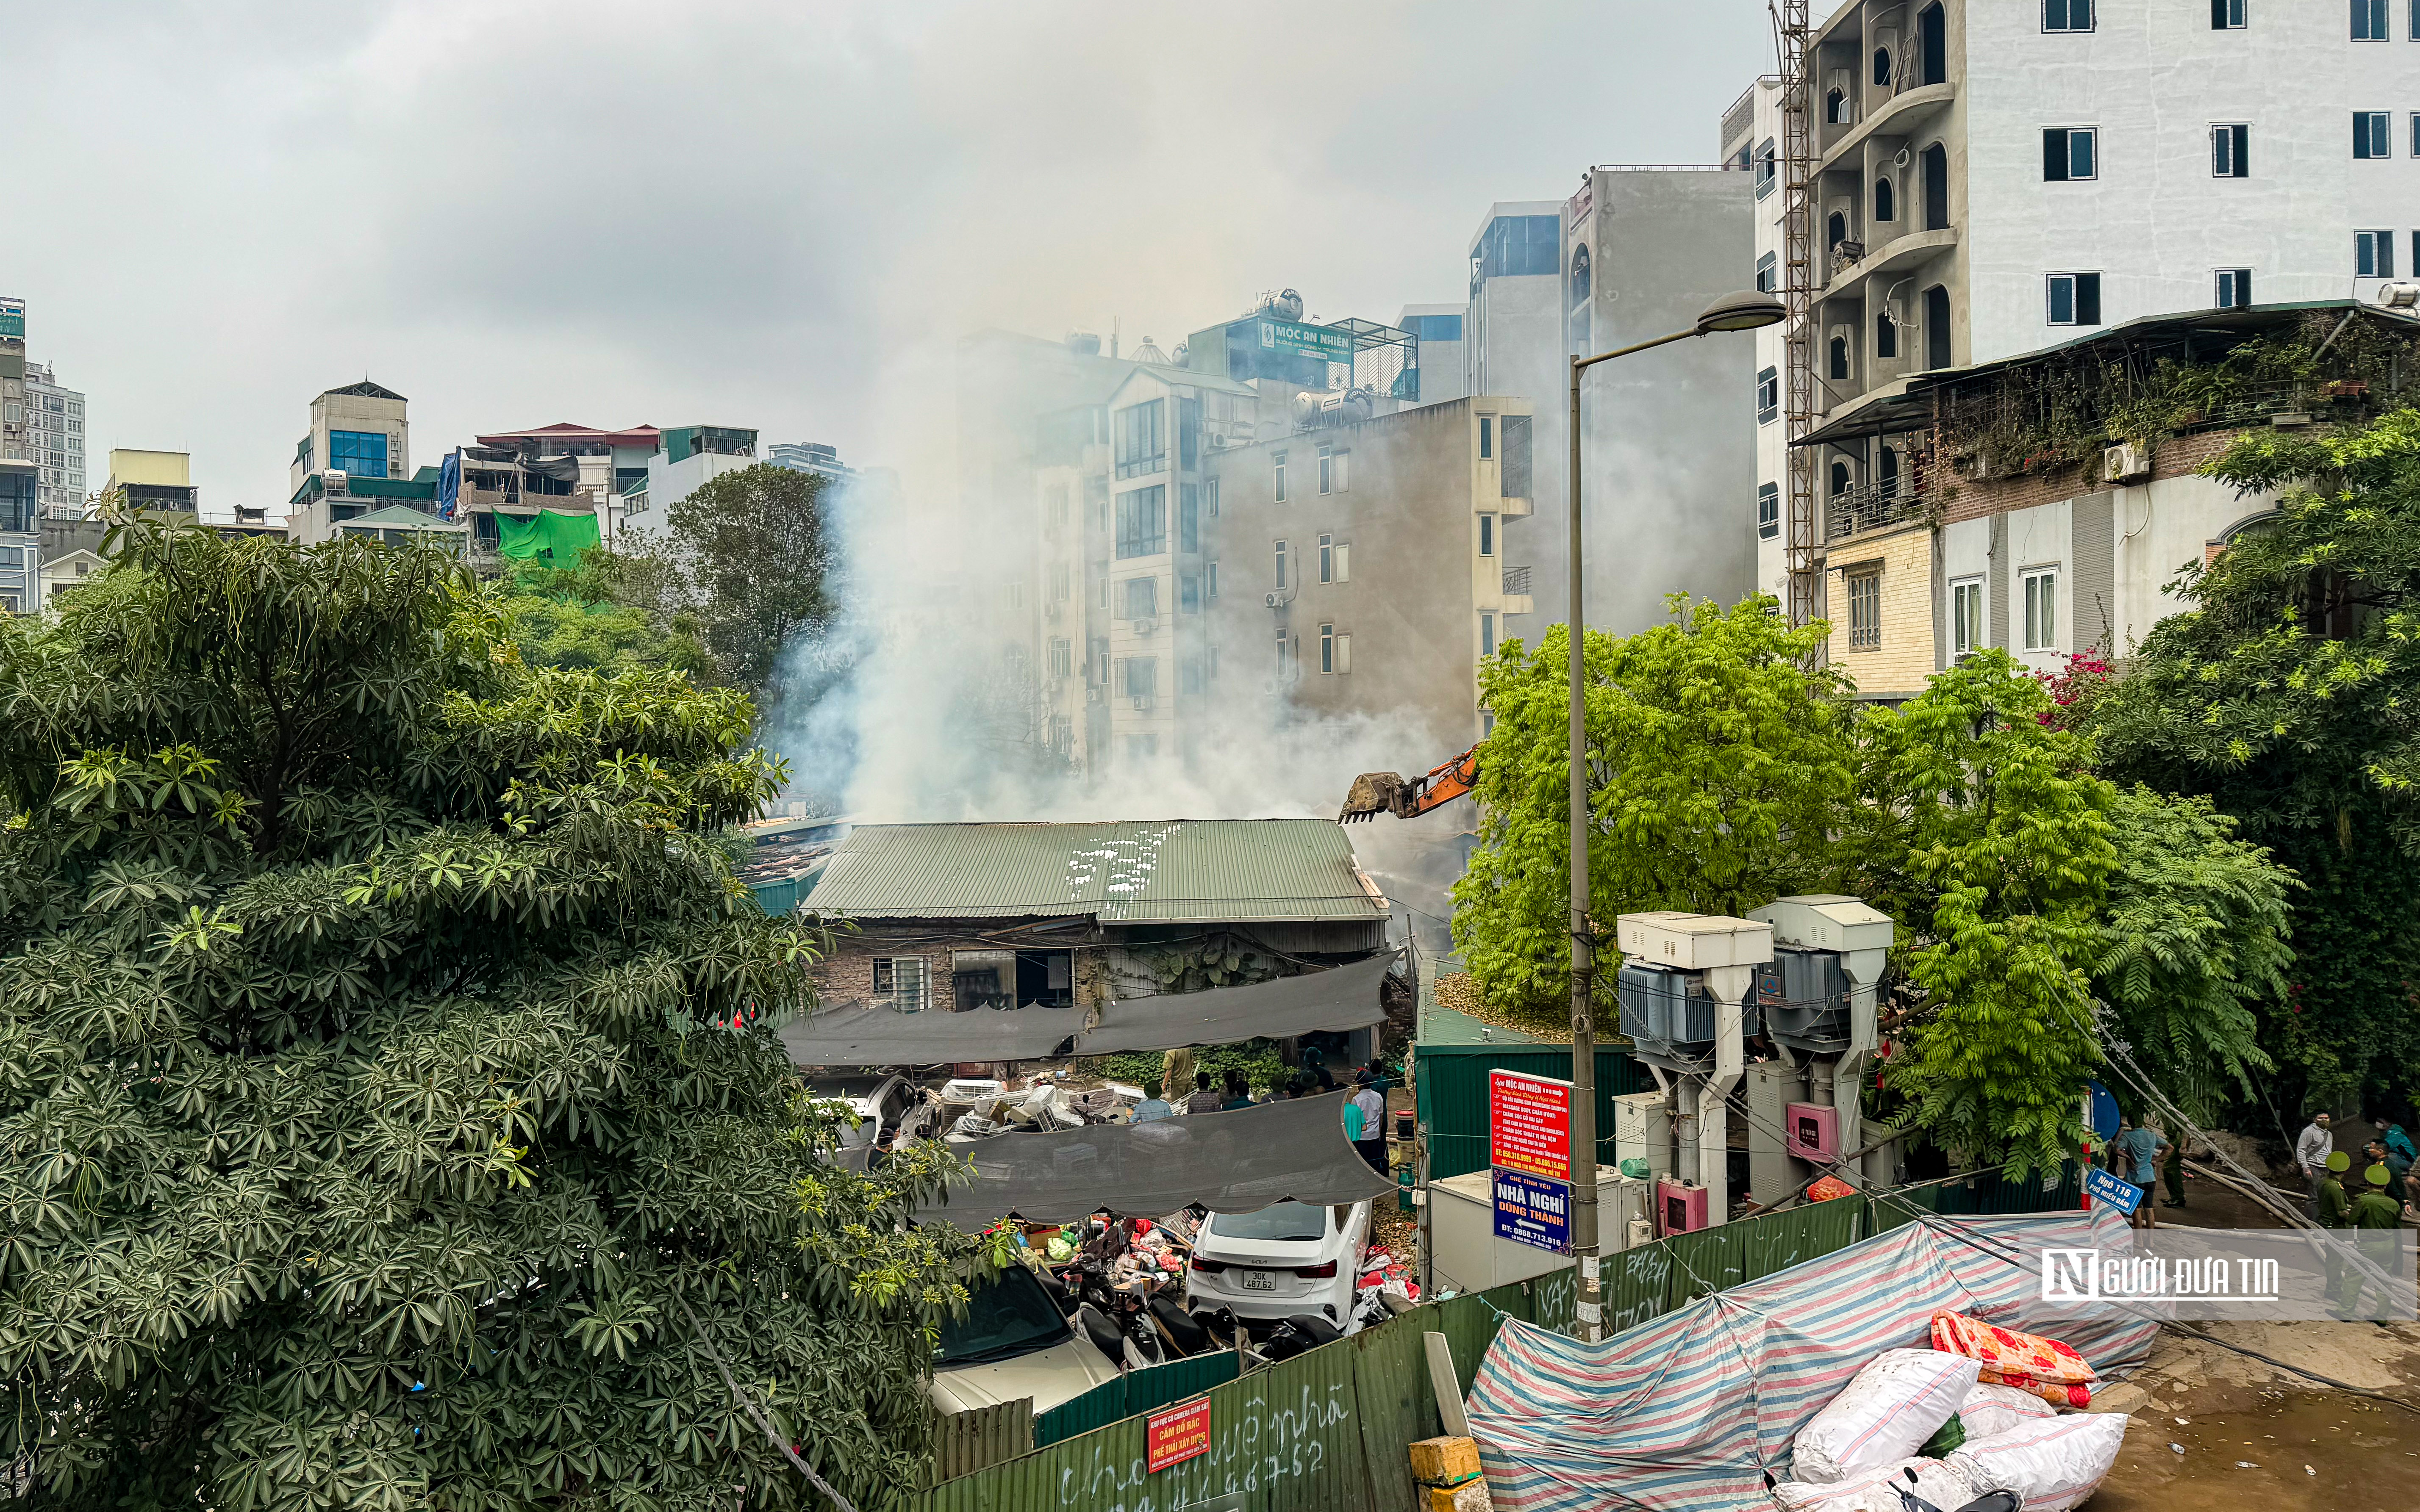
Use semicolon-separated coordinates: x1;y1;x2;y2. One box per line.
1792;1348;1981;1483
1952;1382;2056;1441
1773;1457;1982;1512
1943;1415;2128;1512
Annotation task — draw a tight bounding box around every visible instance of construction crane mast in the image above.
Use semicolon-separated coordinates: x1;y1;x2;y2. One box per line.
1776;0;1820;630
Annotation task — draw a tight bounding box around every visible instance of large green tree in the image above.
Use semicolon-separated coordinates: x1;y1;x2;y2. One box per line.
665;464;835;696
496;534;716;680
2090;408;2420;1113
0;522;975;1509
1451;596;1854;1019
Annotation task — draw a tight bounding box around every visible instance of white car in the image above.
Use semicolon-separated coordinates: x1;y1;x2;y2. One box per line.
803;1072;918;1148
1183;1200;1371;1331
930;1265;1122;1415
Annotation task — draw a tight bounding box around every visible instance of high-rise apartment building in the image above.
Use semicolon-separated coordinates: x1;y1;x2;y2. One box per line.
1742;0;2420;610
23;361;86;515
0;300;43;611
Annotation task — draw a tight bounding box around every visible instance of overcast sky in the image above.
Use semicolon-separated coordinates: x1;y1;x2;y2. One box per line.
12;1;1773;515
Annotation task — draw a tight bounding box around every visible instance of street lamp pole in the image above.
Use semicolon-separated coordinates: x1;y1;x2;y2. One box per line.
1563;292;1786;1346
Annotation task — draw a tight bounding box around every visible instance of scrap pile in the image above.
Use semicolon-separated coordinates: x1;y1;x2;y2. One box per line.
1773;1312;2126;1512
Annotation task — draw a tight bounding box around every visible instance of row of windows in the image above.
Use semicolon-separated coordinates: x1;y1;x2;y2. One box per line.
2048;0;2420;35
2352;0;2420;40
1837;567;2061;656
2040;116;2416;184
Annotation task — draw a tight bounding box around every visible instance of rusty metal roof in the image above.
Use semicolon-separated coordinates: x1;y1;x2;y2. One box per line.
799;820;1386;924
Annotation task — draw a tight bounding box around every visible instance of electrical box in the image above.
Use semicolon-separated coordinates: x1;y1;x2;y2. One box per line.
1656;1177;1710;1236
1616;912;1775;971
1612;1091;1673;1182
1617;963;1761;1060
1748;895;1894;955
1756;945;1850;1052
1785;1102;1840;1163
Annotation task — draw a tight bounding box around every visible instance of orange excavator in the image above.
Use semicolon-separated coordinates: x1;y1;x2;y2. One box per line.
1338;742;1483;823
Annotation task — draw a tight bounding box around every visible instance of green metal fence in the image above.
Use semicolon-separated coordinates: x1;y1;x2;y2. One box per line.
1411;1043;1652;1182
1035;1349;1242;1447
749;873;811;915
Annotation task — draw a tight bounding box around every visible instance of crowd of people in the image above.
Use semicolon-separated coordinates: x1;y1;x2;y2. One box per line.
1127;1055;1397;1176
2296;1110;2417;1225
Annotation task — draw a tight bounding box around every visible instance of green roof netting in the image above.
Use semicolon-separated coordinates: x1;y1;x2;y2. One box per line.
495;509;602;562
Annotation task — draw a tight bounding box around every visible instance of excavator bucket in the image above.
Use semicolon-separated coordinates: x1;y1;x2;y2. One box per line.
1339;771;1404;823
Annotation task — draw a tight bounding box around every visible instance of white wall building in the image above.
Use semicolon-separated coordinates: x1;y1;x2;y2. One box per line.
23;361;85;515
1397;305;1467;405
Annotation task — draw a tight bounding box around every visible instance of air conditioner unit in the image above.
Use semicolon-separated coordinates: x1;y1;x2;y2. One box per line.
2101;443;2149;484
1656;1178;1710;1236
1263;591;1286;609
1085;686;1102;704
1785;1102;1840;1162
1131;695;1154;712
1131;615;1157;635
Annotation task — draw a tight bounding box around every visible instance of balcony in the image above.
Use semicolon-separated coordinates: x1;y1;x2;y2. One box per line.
1815;82;1956;177
1820;226;1958;305
1826;475;1926;541
1501;564;1532;596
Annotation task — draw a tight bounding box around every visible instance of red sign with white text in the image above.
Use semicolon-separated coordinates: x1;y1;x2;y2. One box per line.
1489;1070;1573;1182
1146;1396;1213;1473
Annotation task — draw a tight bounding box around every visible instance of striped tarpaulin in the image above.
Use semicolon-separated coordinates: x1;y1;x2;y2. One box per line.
1464;1210;2158;1512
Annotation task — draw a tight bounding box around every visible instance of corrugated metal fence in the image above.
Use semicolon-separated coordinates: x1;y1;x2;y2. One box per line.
930;1398;1035;1482
1412;1044;1654;1182
1036;1349;1244;1447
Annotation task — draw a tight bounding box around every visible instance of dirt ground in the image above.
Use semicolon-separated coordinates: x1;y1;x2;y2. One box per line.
2088;1321;2420;1510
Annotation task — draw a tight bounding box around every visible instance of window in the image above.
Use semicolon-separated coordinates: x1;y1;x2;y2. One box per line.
1846;571;1882;649
1273;450;1288;503
2413;112;2420;156
1757;366;1780;424
327;430;389;479
1921;143;1949;230
1926;285;1954;366
1827;210;1848;251
1757;482;1780;540
1756;252;1777;293
2215;268;2252;309
2211;123;2248;177
2355;111;2391;159
2352;0;2387;37
1178;396;1200;470
1114;399;1166;479
1755;138;1777;198
1048;637;1072;678
1180;573;1201;614
1873;46;1892;86
1274;540;1288;588
1046;482;1069;526
1318;533;1335;583
1114;485;1166;558
1179;484;1199;552
1123;656;1159;702
1274;636;1293;680
1093;637;1110;683
1207;559;1219;599
2046;272;2102;326
2022;569;2059;651
1873;176;1895;222
1320;623;1335;674
1501;415;1532;498
1122;577;1157;620
1569;244;1592;307
1478;416;1493;460
1829;335;1851;381
1206;476;1220;516
2043;0;2093;29
1829;460;1852;498
1826;87;1846;125
2043;127;2096;181
1951;578;1984;656
1085;476;1110;531
872;956;930;1013
1876;308;1898;359
1480;613;1497;658
2211;0;2245;24
1878;443;1901;494
1918;3;1946;81
2357;230;2396;278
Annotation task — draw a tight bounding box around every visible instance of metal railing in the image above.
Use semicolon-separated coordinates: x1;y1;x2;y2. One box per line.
1826;475;1924;540
1502;564;1533;596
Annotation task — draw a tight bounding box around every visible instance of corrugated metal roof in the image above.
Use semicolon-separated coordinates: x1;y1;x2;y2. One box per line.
799;820;1386;924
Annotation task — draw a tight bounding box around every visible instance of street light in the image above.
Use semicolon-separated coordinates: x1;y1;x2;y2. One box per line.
1564;290;1784;1345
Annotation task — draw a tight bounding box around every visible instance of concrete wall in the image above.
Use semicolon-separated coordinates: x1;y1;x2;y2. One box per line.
1826;521;1933;699
1398;303;1468;406
1465;202;1566;637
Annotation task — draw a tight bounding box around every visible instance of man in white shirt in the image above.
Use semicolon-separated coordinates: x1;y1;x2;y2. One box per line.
2296;1112;2334;1218
1349;1074;1388;1175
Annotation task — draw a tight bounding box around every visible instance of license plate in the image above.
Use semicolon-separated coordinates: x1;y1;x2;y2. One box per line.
1240;1270;1276;1291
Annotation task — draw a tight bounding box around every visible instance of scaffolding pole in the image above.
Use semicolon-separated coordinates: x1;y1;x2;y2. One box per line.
1777;0;1821;631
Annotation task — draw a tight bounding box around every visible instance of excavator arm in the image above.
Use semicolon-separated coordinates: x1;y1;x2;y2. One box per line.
1338;741;1484;823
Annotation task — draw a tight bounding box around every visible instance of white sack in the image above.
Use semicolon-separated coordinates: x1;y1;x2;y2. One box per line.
1954;1381;2058;1441
1946;1413;2129;1512
1792;1348;1983;1484
1772;1456;1983;1512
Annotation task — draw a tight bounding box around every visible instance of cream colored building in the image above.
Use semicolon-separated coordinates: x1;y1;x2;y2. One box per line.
289;380;409;499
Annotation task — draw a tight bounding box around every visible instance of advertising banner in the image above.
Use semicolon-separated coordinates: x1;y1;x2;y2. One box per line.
1492;1169;1572;1254
1488;1070;1572;1182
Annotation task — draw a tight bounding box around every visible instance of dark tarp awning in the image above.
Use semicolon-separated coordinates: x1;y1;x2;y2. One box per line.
778;952;1399;1067
913;1094;1397;1229
777;1004;1080;1066
1076;951;1396;1053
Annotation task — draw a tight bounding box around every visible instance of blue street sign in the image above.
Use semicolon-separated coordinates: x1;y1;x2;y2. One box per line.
2083;1165;2142;1215
1492;1168;1571;1254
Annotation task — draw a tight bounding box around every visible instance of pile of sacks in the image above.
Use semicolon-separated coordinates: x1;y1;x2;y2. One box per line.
1772;1311;2126;1512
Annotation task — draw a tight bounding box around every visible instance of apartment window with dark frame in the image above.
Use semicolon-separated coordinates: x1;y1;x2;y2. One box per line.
2351;0;2387;39
2210;0;2245;24
2043;0;2093;30
1754;138;1778;198
2412;112;2420;156
1113;485;1167;559
2355;111;2391;159
1757;483;1780;540
1951;578;1984;656
1478;416;1494;459
1478;513;1496;558
2212;123;2249;177
1273;450;1288;503
871;956;930;1013
1113;399;1166;480
1121;576;1157;621
1319;623;1336;675
2023;568;2059;651
1876;308;1898;359
2046;272;2102;326
1177;396;1200;470
1830;334;1851;381
2356;230;2396;278
2042;127;2098;181
1318;533;1335;584
2216;268;2253;309
1274;540;1288;589
1757;366;1780;424
1179;574;1201;614
1846;570;1882;650
1756;252;1777;293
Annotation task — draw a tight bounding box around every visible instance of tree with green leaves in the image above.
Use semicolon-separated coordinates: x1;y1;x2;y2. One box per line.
1451;596;1854;1019
0;521;979;1508
1851;650;2115;1178
2090;408;2420;1114
666;463;835;697
496;533;716;680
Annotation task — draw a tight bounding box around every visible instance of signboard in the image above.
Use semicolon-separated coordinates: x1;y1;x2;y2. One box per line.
2082;1165;2142;1216
1488;1070;1572;1182
0;299;22;341
1255;317;1354;363
1145;1396;1213;1473
1492;1169;1572;1254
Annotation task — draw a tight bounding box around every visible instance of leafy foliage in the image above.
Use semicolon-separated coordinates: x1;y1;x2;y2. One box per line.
1451;597;1853;1017
665;464;835;697
2091;408;2420;1111
1853;651;2115;1178
2095;786;2293;1121
494;536;715;680
0;522;979;1509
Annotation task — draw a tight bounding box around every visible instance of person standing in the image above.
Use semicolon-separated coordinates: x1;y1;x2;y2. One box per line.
2111;1116;2168;1230
2159;1125;2189;1210
1350;1073;1388;1177
2317;1150;2355;1314
2340;1165;2407;1319
1183;1071;1223;1116
1219;1071;1255;1111
2296;1113;2334;1218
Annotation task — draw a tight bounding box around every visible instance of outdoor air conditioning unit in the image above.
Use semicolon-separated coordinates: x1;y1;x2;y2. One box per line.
1131;695;1154;712
1785;1102;1840;1163
1131;615;1157;635
1264;591;1286;609
2102;443;2149;484
1657;1178;1710;1236
1085;686;1102;704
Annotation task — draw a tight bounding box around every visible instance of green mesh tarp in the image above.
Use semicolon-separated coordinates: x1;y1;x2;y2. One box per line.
495;509;601;562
